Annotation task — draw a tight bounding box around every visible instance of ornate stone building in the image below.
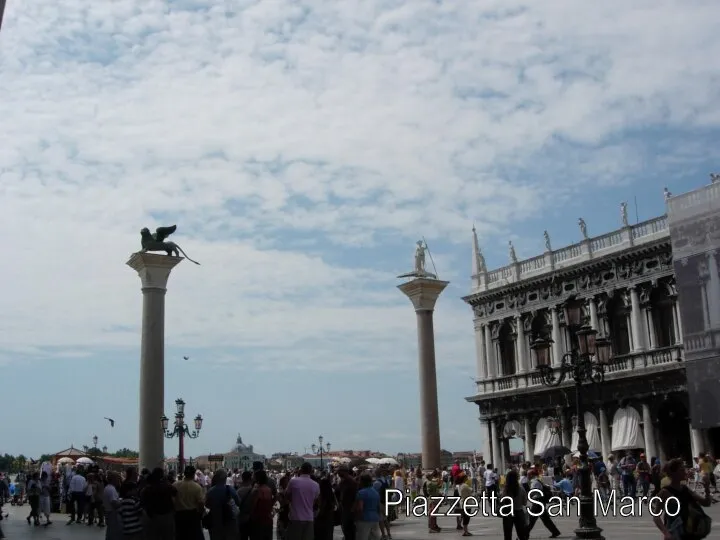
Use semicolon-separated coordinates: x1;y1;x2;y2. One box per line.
464;205;718;471
223;434;266;471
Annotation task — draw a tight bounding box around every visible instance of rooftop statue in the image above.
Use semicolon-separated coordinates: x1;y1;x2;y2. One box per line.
620;202;629;227
578;218;588;239
397;240;437;279
139;225;201;265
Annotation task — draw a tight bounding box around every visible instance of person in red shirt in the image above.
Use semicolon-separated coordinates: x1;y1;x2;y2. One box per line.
451;460;461;479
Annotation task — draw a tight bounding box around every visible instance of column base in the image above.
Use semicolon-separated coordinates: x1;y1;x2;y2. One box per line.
573;495;604;540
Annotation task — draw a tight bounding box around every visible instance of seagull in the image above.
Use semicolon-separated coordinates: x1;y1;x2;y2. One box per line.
104;417;115;428
183;356;189;360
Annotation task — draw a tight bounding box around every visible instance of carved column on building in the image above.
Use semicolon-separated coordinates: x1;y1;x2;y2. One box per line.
559;410;570;448
641;403;657;459
629;286;647;351
484;323;496;379
706;251;720;328
588;297;600;332
698;259;711;331
523;417;534;462
551;306;563;367
490;419;502;469
474;320;487;380
598;408;611;460
516;314;528;373
640;286;656;350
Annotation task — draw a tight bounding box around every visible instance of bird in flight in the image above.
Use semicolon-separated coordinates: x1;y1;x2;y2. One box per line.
104;417;115;428
183;356;189;360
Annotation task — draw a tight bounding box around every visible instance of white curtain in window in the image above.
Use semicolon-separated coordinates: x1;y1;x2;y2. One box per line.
533;417;562;457
610;406;645;451
570;412;602;453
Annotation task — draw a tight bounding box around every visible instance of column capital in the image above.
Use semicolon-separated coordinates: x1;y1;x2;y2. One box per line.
127;252;183;290
398;278;449;311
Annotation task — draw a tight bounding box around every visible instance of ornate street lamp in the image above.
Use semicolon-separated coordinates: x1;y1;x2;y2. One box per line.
162;398;203;474
102;446;108;454
531;310;612;540
93;435;98;448
311;435;331;469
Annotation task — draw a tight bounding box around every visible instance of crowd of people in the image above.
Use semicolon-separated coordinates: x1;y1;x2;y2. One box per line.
1;451;718;540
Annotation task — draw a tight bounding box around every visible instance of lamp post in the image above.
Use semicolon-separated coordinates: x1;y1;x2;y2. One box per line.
531;303;612;540
311;436;331;470
102;446;108;455
161;398;203;474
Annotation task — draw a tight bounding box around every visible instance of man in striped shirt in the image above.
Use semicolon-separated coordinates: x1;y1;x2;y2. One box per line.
118;484;144;539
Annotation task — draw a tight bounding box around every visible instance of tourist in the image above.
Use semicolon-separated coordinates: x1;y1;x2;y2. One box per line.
141;468;177;540
118;482;144;540
483;463;498;496
173;466;205;540
26;472;41;526
249;470;274;540
373;469;392;539
455;474;472;536
86;473;106;526
353;474;381;540
276;475;292;540
526;470;560;539
423;471;441;533
501;470;528;540
67;467;87;524
38;471;52;526
103;472;122;540
337;467;357;540
234;471;254;540
619;452;637;497
313;477;336;540
205;469;240;540
285;463;319;540
651;458;712;539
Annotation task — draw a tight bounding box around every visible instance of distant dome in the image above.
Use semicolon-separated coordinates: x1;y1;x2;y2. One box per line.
232;434;250;452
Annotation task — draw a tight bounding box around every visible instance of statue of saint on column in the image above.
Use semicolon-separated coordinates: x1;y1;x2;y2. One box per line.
398;240;437;279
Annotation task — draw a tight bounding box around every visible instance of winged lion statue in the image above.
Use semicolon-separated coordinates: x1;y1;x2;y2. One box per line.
139;225;200;265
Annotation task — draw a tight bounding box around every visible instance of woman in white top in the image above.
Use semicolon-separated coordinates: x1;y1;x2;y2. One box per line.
500;470;528;540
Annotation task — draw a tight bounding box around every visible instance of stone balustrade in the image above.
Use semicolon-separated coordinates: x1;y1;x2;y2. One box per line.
474;215;669;292
474;345;683;395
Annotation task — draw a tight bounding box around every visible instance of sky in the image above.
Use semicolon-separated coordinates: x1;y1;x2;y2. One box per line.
1;0;719;460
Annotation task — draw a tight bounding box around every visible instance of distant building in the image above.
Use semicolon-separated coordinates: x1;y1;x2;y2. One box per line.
223;434;266;471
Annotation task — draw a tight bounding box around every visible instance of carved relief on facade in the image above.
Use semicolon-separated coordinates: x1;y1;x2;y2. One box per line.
638;284;652;307
664;277;678;297
522;313;533;333
507;290;528;309
490;321;501;340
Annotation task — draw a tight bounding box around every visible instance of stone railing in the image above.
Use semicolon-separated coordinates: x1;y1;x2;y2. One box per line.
474;345;683;395
476;215;669;292
683;330;720;356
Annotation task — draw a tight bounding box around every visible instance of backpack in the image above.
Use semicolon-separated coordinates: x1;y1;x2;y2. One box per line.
376;478;388;502
666;486;712;539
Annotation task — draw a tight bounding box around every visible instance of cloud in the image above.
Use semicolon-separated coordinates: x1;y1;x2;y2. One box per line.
0;0;719;376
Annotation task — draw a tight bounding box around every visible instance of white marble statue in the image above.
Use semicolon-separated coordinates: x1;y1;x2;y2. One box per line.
414;240;426;274
509;241;517;263
578;218;588;239
544;230;551;252
711;173;720;184
620;202;629;227
664;187;672;200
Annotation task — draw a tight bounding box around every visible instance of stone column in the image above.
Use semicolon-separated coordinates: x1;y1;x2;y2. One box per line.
630;286;646;351
646;309;657;349
589;298;599;331
398;277;449;471
599;408;611;460
690;427;704;457
490;420;502;469
551;307;563;367
127;252;183;471
523;417;534;462
559;411;570;448
707;251;720;328
474;321;487;380
516;315;528;373
700;283;711;331
673;302;683;344
641;403;657;459
481;418;492;465
485;324;496;378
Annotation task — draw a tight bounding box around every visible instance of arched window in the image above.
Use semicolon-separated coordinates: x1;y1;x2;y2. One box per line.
651;286;676;348
606;296;631;355
498;322;517;376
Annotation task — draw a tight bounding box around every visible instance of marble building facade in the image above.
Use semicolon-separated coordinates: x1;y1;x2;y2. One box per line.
464;207;719;471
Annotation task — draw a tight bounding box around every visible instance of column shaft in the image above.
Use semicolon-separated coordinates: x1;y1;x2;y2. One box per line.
641;403;657;459
551;308;562;367
490;420;502;469
523;417;533;462
646;309;657;349
485;324;496;378
481;419;492;466
690;427;704;457
630;287;646;351
416;310;442;470
589;298;599;331
516;315;527;373
701;283;711;331
707;252;720;328
139;289;167;471
673;303;683;344
474;322;487;380
599;408;611;460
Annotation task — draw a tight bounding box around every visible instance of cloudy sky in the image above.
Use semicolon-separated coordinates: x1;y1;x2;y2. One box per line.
1;0;718;459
